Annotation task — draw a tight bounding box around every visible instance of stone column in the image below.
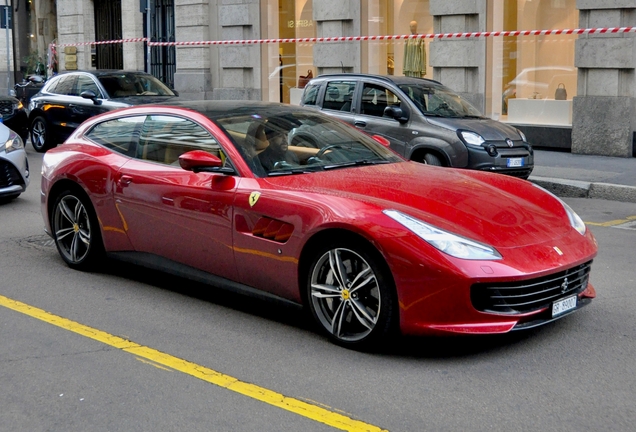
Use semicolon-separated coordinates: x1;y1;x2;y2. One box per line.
173;1;215;100
121;1;145;71
429;0;487;111
313;0;361;74
214;1;262;100
57;0;94;71
572;1;636;157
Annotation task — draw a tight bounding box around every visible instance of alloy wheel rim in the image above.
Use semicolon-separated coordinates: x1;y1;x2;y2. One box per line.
310;248;380;342
53;195;92;263
32;121;45;148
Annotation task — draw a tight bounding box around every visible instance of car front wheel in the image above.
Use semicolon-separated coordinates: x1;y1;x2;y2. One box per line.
30;116;53;152
51;189;104;270
307;240;396;348
423;153;443;166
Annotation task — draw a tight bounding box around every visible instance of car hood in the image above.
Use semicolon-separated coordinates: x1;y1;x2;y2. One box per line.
426;116;521;141
266;161;575;249
111;95;180;106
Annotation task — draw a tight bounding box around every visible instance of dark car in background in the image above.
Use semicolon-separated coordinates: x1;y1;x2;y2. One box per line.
300;74;534;179
28;70;178;152
0;94;29;142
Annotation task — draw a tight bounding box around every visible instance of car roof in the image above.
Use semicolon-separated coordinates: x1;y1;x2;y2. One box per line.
148;100;319;120
312;73;443;86
52;70;154;78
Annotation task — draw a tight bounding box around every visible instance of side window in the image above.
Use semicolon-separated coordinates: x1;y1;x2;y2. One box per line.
137;115;225;166
301;84;320;106
85;116;145;155
53;75;77;96
75;75;101;97
322;81;356;112
361;83;402;118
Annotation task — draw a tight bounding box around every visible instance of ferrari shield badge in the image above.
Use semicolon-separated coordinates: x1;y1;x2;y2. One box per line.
249;191;261;207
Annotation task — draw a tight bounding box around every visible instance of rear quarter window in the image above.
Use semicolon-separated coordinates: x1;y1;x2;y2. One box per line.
86;116;145;155
301;84;320;106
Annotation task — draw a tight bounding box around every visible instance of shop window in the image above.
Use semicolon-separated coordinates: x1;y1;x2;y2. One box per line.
489;0;578;126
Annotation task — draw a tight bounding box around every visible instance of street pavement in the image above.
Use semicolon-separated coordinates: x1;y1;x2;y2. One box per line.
530;149;636;203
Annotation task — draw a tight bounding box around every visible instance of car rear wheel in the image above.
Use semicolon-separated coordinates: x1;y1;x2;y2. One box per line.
423;153;443;166
307;240;396;348
51;189;104;270
30;116;53;153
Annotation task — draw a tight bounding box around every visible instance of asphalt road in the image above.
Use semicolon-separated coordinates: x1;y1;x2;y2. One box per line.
1;148;635;432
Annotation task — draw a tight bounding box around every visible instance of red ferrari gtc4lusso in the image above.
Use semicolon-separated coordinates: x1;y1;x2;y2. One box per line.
41;101;597;348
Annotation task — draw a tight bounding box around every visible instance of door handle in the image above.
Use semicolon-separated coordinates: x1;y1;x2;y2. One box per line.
118;175;133;187
354;121;366;128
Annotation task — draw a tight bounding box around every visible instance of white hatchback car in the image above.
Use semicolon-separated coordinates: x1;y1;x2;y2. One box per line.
0;122;30;200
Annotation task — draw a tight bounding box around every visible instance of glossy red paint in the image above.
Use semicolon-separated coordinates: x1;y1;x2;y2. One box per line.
41;103;598;338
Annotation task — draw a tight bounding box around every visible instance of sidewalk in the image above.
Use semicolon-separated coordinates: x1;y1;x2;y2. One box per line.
529;149;636;203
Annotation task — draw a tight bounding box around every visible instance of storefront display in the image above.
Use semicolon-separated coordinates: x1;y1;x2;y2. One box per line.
488;0;578;126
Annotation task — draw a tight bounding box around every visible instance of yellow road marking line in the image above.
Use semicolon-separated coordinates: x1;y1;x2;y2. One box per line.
0;294;387;432
586;215;636;227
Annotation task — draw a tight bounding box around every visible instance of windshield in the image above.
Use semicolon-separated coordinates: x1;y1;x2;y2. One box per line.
398;83;483;118
97;73;176;98
215;110;403;177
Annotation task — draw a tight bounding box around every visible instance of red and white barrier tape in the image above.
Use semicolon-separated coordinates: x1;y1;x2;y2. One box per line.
49;27;636;48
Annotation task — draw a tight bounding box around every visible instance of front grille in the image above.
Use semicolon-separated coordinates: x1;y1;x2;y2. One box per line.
0;160;24;188
471;261;592;314
0;100;14;116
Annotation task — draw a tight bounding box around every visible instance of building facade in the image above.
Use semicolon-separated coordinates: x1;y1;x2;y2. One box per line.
2;0;635;157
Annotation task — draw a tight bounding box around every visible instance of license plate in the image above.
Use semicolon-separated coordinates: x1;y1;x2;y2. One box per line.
552;295;577;317
507;157;524;167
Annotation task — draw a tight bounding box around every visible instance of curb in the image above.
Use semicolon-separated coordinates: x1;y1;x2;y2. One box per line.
529;176;636;204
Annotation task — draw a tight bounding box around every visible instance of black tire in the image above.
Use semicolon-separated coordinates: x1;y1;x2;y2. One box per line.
306;239;397;348
30;116;53;153
423;153;443;166
51;189;104;270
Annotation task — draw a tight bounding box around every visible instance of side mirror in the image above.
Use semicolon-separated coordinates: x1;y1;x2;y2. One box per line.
384;106;409;124
80;90;103;105
179;150;234;174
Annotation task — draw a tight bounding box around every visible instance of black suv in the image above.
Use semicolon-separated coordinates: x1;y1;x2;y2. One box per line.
28;70;178;152
300;74;533;179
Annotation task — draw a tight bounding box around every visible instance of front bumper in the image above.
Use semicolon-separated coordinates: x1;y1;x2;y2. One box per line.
466;145;534;179
0;149;29;197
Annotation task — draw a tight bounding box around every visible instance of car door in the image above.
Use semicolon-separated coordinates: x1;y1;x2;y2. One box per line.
113;114;239;281
353;82;413;157
68;74;109;127
318;80;358;125
39;74;78;140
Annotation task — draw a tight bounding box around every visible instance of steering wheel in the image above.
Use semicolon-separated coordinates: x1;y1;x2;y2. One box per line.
315;144;346;160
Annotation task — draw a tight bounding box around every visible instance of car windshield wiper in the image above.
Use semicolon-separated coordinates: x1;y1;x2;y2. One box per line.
323;159;392;170
459;115;485;119
267;167;321;176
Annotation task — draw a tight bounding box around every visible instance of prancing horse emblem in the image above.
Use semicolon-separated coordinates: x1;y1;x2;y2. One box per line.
249;191;261;207
561;277;569;294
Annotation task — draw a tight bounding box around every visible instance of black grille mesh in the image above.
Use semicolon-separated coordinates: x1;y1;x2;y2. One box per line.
471;261;592;314
0;100;14;115
0;160;24;188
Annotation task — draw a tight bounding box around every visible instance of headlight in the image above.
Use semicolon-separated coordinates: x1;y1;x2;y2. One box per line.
532;184;586;235
384;209;502;260
517;129;527;142
459;131;485;147
3;133;24;154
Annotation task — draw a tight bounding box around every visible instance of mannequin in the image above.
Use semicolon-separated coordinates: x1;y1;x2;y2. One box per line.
403;20;427;78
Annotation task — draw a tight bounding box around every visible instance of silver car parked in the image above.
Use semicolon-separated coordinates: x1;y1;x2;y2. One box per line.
0;122;29;201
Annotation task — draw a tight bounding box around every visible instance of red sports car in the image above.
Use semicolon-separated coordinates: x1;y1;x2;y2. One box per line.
41;101;597;348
